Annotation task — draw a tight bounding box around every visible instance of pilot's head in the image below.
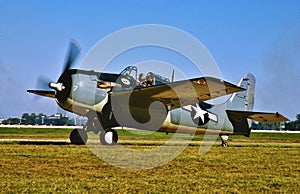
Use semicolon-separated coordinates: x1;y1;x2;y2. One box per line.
139;73;146;82
147;73;153;82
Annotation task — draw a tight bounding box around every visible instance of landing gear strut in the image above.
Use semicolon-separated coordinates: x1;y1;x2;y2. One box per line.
69;110;119;145
221;141;228;148
220;135;229;147
69;116;99;145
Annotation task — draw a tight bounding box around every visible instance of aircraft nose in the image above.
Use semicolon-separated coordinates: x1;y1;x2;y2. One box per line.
49;82;65;91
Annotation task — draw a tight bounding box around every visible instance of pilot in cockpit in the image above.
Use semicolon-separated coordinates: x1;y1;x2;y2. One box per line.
146;73;154;86
137;73;147;87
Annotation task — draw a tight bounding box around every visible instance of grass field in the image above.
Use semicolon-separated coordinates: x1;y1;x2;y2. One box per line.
0;127;300;193
1;126;300;142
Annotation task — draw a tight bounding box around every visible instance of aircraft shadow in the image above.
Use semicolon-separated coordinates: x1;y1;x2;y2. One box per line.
18;141;70;145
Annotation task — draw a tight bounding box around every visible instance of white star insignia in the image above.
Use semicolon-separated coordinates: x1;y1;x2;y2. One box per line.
192;103;207;123
183;103;218;124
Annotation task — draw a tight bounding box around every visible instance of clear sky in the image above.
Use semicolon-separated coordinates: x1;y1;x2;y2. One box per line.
0;0;299;119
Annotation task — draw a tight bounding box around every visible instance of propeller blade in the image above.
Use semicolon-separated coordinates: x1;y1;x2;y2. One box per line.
62;39;81;73
32;75;54;101
27;90;56;98
36;75;53;90
29;39;81;102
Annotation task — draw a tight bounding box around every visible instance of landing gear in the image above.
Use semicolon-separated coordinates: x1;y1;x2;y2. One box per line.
69;117;97;145
70;128;88;145
220;135;229;147
69;110;119;145
100;129;118;145
84;115;102;134
69;128;119;146
221;141;228;148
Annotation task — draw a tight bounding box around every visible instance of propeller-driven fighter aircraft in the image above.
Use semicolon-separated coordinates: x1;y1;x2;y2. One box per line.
28;41;288;147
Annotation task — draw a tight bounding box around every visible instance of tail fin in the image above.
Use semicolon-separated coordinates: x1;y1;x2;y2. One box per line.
226;73;256;111
225;73;288;136
225;73;256;136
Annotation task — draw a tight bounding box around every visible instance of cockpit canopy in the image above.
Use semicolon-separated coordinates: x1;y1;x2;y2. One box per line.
120;66;170;87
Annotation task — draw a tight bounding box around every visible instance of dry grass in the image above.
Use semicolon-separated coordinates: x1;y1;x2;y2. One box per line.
0;144;299;193
0;127;299;193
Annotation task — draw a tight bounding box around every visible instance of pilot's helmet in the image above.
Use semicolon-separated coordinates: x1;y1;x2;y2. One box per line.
146;72;153;81
139;73;146;82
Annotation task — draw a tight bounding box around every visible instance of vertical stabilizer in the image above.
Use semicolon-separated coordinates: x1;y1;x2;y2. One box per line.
225;73;256;136
227;73;256;111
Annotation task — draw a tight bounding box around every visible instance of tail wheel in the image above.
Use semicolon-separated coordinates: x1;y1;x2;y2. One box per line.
100;129;118;145
220;135;229;148
70;128;88;145
221;142;228;147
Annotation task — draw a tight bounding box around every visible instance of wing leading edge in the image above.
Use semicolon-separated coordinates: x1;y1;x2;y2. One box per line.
112;77;245;110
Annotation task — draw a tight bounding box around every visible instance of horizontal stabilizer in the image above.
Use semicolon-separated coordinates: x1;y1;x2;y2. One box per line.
27;90;56;98
226;110;289;124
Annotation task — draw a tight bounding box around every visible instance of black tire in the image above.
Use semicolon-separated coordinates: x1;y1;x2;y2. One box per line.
70;128;88;145
222;142;228;148
100;129;118;145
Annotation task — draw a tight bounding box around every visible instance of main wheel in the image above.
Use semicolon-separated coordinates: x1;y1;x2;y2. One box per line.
100;129;118;145
70;128;88;145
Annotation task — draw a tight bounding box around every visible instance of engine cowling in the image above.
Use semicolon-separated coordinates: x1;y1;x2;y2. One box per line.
53;70;109;116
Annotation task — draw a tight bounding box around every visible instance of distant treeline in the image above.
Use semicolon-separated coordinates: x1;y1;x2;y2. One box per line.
251;113;300;131
251;121;300;131
1;113;87;126
2;112;300;131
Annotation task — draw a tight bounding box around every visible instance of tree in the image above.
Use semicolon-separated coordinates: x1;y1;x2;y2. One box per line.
31;113;37;119
37;113;47;119
296;114;300;122
2;118;21;125
21;113;36;124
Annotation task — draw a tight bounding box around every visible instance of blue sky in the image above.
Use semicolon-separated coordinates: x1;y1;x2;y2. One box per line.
0;0;299;119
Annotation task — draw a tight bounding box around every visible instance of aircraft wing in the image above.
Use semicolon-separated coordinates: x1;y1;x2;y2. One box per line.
27;90;56;98
226;110;289;124
112;77;244;110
